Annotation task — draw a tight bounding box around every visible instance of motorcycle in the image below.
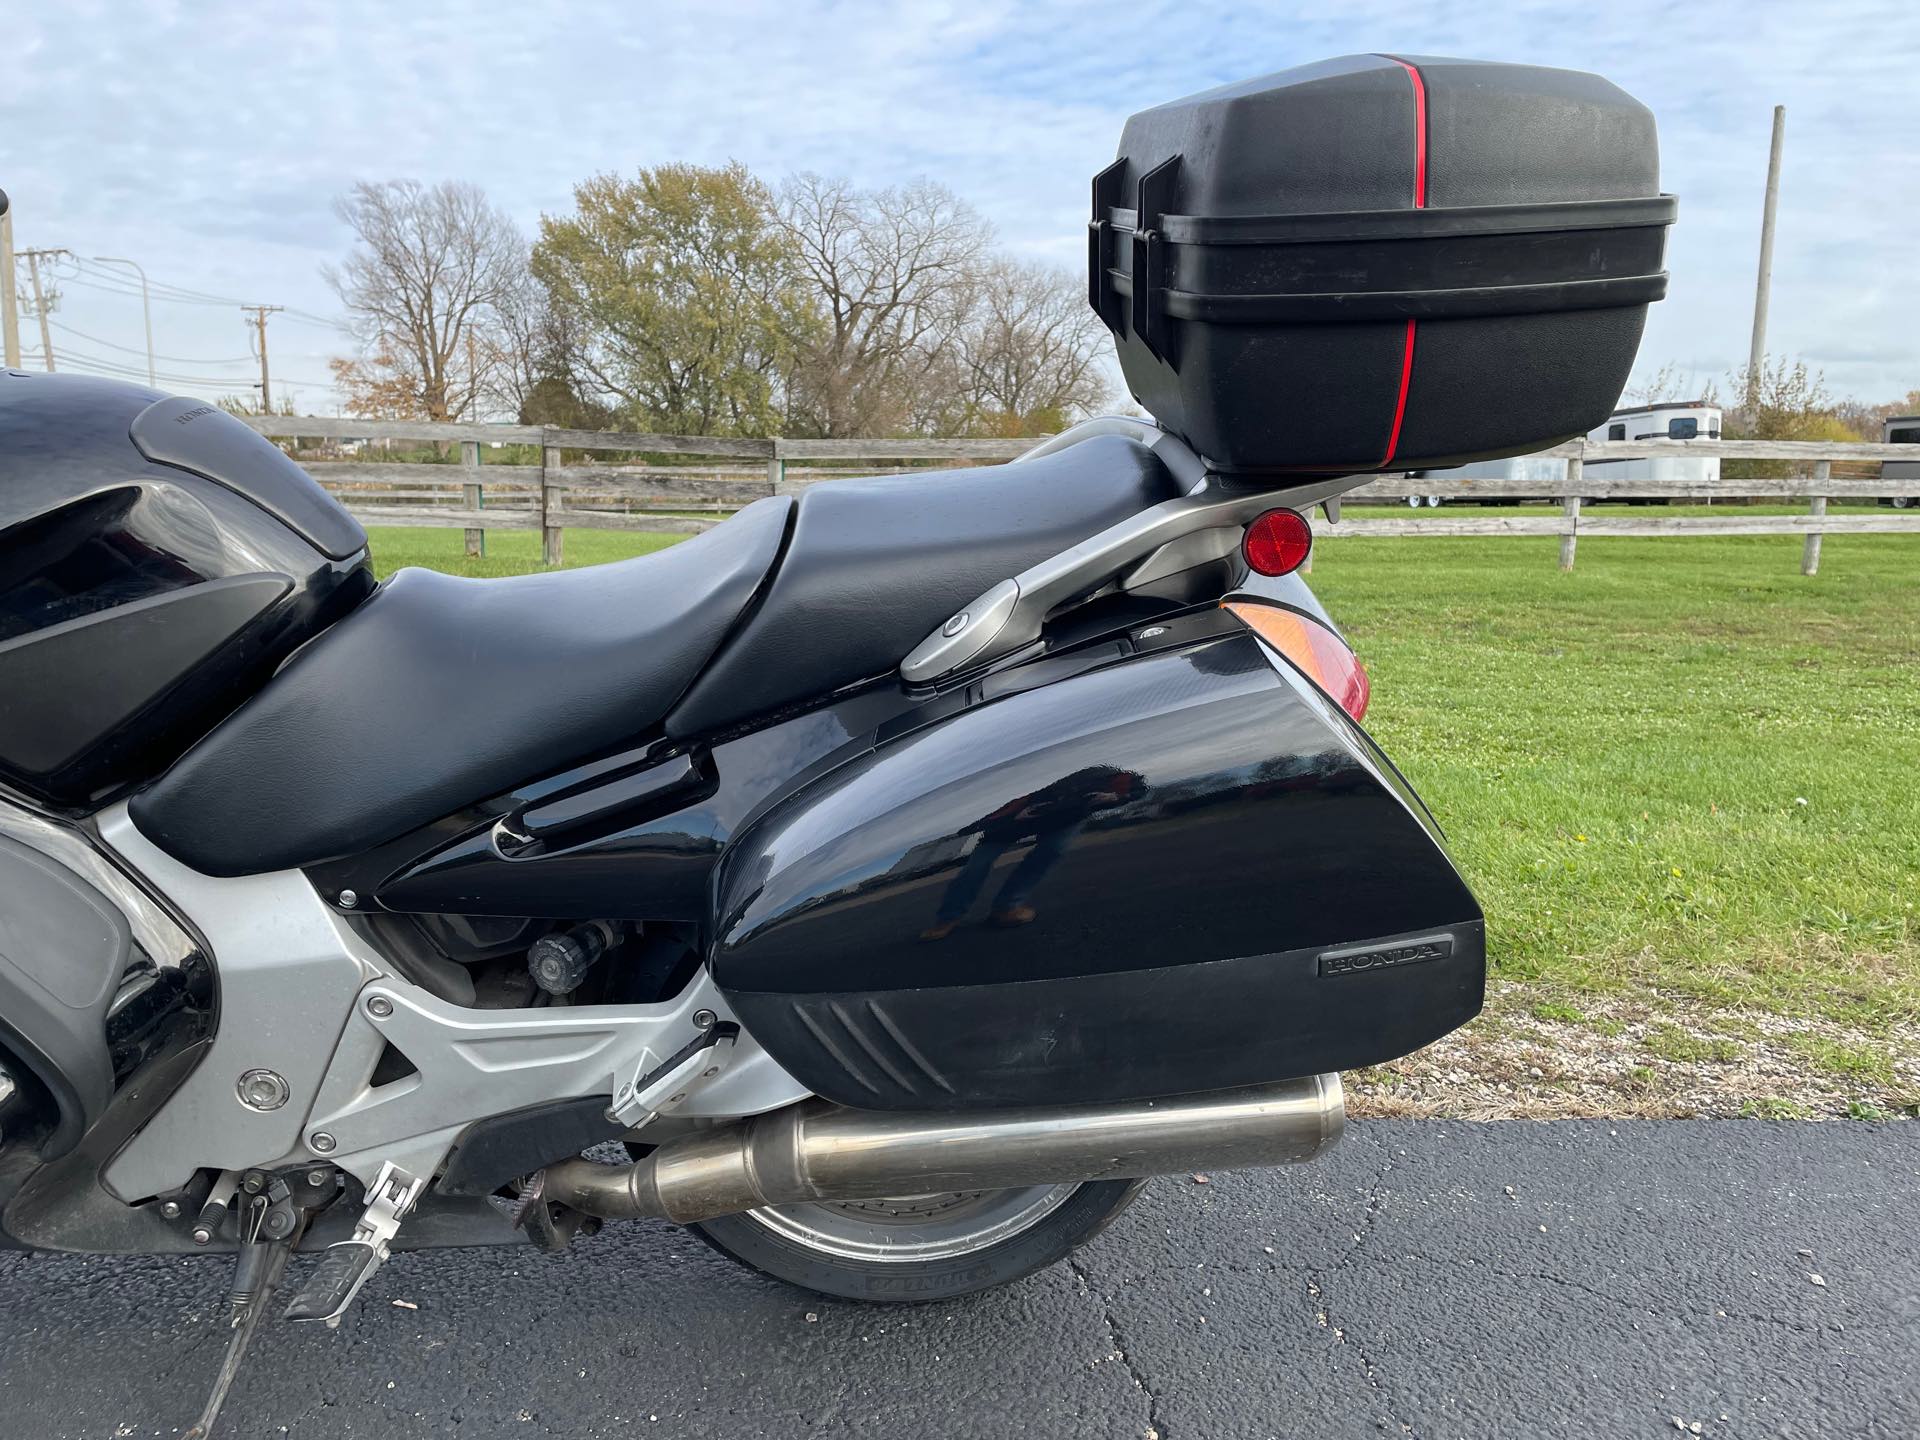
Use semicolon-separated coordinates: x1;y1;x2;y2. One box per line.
0;53;1673;1434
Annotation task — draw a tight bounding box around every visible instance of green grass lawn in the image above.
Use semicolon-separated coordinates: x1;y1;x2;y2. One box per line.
364;521;1920;1050
1308;530;1918;1028
366;526;683;580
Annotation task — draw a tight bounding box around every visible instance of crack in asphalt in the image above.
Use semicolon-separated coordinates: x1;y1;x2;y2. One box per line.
1381;1248;1836;1340
1068;1252;1164;1440
1309;1145;1425;1440
6;1122;1914;1438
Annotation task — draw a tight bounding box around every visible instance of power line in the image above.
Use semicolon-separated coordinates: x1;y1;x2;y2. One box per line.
55;263;350;333
66;256;252;306
22;339;335;389
48;319;253;366
31;350;259;387
56;272;233;308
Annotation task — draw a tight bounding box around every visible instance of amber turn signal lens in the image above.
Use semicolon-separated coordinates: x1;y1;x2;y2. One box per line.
1241;509;1313;577
1223;600;1370;722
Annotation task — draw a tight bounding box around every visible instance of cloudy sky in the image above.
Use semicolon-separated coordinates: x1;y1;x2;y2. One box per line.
8;0;1916;412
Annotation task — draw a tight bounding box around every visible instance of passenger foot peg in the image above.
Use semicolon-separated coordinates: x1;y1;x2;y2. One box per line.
284;1162;422;1327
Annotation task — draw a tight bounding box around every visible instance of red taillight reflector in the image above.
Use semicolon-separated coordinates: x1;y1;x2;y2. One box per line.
1242;509;1313;577
1223;600;1370;722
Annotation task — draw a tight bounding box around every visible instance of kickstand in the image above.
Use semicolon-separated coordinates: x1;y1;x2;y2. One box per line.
183;1236;296;1440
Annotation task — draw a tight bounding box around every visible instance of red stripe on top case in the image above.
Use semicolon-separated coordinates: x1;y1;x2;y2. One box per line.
1377;56;1428;465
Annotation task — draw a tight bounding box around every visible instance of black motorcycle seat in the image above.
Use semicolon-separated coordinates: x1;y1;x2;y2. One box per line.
664;434;1182;736
133;435;1180;877
131;495;793;876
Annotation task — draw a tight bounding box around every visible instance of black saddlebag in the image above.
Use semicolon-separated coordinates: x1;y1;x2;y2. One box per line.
710;624;1484;1109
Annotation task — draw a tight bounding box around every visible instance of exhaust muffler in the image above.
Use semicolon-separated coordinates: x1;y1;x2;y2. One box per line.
544;1073;1344;1224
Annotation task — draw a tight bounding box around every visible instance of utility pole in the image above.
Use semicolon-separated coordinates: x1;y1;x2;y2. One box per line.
20;246;69;372
0;190;20;368
242;304;283;411
1747;105;1786;406
92;256;155;386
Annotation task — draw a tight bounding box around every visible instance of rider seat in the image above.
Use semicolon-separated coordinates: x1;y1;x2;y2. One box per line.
131;436;1180;876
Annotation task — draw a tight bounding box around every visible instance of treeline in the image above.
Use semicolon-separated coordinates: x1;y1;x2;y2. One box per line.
1626;358;1916;444
323;169;1109;439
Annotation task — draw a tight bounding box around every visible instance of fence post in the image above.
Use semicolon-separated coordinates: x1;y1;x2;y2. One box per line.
460;439;484;558
1802;459;1830;576
767;452;785;498
1558;454;1583;571
540;433;565;567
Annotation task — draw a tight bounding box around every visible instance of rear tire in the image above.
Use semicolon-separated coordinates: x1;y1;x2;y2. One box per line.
690;1179;1146;1303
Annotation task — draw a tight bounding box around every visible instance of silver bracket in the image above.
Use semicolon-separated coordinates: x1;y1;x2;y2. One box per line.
355;1162;424;1251
284;1162;423;1328
608;1032;737;1129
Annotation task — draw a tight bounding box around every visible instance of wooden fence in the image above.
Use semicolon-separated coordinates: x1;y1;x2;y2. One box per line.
244;416;1920;576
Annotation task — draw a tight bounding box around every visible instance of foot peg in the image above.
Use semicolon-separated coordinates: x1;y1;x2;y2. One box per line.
284;1162;422;1327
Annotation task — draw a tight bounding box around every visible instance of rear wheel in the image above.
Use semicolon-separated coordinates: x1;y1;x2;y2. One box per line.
690;1180;1146;1302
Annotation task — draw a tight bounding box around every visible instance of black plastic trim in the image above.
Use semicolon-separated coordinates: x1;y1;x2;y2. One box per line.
1108;194;1678;245
727;921;1486;1110
128;396;367;560
1148;271;1670;324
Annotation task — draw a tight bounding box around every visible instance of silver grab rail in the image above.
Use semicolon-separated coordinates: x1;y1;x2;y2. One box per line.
899;417;1360;684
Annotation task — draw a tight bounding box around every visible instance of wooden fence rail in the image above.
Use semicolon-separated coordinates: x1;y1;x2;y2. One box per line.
245;417;1920;575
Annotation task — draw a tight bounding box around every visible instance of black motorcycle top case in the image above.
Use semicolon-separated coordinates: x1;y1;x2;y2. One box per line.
1093;54;1675;475
0;374;372;806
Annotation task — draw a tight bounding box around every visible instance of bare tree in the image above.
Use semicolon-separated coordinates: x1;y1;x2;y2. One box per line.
325;180;526;420
778;175;990;436
951;257;1110;435
482;265;592;422
1621;363;1716;408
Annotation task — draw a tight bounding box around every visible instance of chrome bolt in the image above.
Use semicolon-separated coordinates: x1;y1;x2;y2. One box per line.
338;889;359;909
366;994;394;1019
692;1009;717;1031
309;1131;337;1154
236;1068;290;1112
307;1168;331;1188
667;1092;687;1105
160;1200;183;1220
701;1066;720;1079
191;1225;214;1246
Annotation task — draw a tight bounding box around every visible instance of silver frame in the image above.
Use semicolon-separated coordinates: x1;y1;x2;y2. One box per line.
97;804;808;1200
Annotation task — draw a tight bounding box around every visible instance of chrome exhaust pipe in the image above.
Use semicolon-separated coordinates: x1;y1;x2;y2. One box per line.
545;1073;1344;1225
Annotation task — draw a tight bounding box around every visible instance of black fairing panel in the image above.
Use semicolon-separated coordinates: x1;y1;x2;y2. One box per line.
0;373;373;806
711;628;1484;1109
664;434;1182;738
0;574;289;776
129;396;366;560
133;495;793;875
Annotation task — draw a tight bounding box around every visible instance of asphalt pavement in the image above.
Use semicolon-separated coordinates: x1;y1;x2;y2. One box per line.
1;1119;1914;1439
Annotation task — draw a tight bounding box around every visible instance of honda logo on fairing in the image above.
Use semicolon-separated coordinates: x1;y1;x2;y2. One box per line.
1318;936;1453;977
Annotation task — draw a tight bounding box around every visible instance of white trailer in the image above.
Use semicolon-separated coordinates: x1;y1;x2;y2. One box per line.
1883;415;1920;508
1404;398;1721;504
1585;399;1723;487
